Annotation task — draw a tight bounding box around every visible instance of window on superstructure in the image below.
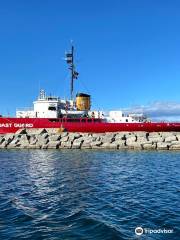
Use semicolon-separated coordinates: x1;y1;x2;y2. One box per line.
48;106;57;111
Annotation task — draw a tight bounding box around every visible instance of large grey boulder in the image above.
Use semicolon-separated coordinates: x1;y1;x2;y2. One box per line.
142;143;157;150
114;133;126;141
49;134;61;142
117;140;127;149
60;136;69;142
29;135;38;145
101;142;118;149
101;134;115;143
7;138;20;148
60;141;72;149
157;142;169;150
81;142;92;149
41;144;48;149
135;131;148;138
126;136;137;145
36;134;49;147
137;137;148;143
160;132;175;138
91;136;101;141
0;135;4;144
164;135;177;142
0;134;15;147
41;133;49;139
19;142;29;148
71;142;81;149
68;133;81;141
0;142;7;148
15;128;27;135
175;134;180;141
0;136;6;145
34;145;42;149
60;132;69;138
82;136;94;144
26;128;47;135
47;141;60;149
125;133;136;139
83;135;97;143
90;140;102;148
72;137;84;149
92;133;104;138
148;136;164;143
19;134;30;146
170;140;180;145
17;142;36;149
81;136;95;149
149;132;160;137
169;144;180;150
114;139;126;145
46;128;60;135
126;142;142;149
4;133;14;143
92;136;100;141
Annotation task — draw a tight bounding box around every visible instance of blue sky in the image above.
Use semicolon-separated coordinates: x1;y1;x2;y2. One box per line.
1;0;180;118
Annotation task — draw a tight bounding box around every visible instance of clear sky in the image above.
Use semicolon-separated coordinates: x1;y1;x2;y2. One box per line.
1;0;180;118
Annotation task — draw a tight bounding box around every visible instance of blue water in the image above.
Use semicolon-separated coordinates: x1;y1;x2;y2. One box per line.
0;150;179;240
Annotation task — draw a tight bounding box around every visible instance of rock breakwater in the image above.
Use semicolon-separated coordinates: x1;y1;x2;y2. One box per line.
1;129;180;150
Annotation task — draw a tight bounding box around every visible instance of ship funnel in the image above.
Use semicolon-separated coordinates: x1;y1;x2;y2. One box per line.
76;93;91;111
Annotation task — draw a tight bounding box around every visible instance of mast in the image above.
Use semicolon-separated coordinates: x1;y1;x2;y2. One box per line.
71;45;74;100
65;44;79;100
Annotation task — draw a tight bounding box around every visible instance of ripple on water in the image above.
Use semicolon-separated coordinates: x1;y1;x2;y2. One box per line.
0;149;179;240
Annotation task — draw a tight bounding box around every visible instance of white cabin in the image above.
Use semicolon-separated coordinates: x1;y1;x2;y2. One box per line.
16;90;74;118
105;111;146;123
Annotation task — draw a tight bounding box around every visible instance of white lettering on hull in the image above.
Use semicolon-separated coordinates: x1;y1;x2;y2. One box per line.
14;123;33;128
0;123;34;128
0;123;12;127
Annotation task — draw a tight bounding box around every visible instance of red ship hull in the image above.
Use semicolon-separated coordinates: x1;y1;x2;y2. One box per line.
0;117;180;134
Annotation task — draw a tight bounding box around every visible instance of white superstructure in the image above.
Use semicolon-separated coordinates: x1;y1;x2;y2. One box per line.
105;111;146;123
16;89;75;118
16;90;147;123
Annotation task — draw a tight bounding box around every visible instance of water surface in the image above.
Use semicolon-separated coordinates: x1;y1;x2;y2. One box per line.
0;149;179;239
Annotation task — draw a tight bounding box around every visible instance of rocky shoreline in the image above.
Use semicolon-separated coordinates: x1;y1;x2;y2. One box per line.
1;129;180;150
